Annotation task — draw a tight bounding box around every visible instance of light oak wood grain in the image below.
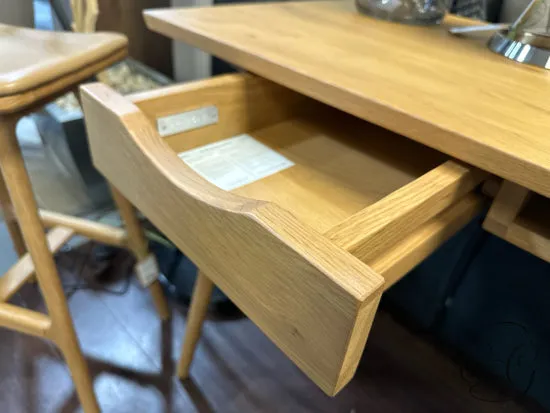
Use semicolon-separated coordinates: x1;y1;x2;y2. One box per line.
0;48;127;114
81;73;481;394
506;194;550;263
140;75;445;382
39;209;127;247
0;23;170;412
326;161;486;263
0;23;126;97
177;271;214;379
129;73;313;152
81;81;387;395
144;0;550;198
0;25;163;412
484;181;550;263
373;193;483;288
0;226;74;302
164;77;485;382
135;74;449;234
0;302;52;338
0;113;100;413
110;185;171;321
484;180;530;235
0;118;27;257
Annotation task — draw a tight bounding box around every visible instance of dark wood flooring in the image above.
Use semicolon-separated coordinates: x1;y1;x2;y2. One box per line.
0;246;544;413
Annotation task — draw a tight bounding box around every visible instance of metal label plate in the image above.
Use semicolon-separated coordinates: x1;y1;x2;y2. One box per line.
157;105;219;137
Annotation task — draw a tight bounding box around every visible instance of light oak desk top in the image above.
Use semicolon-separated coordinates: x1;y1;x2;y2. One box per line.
145;0;550;198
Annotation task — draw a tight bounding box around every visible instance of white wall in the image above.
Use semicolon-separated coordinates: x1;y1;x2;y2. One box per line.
171;0;212;81
0;0;34;27
500;0;549;28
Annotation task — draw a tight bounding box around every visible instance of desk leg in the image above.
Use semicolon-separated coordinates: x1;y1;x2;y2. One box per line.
109;185;171;321
177;271;214;379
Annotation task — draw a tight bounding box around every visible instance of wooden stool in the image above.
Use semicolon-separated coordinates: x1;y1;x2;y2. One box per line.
0;24;169;413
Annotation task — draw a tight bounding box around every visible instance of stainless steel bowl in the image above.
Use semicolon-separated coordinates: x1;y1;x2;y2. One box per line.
488;29;550;69
355;0;447;25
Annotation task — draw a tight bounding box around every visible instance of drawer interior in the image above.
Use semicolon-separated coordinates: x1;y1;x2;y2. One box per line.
132;75;447;234
83;74;484;396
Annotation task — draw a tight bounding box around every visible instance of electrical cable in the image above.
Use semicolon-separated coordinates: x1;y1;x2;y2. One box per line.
58;240;133;299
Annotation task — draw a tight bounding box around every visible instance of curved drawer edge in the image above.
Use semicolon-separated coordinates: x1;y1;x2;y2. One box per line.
80;82;385;395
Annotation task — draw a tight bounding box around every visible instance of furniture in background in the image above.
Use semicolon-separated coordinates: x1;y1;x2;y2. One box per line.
96;0;173;77
52;0;173;77
0;0;34;27
169;0;548;82
27;1;173;215
0;24;169;412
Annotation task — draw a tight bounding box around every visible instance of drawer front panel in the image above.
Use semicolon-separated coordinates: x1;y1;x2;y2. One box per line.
82;73;483;394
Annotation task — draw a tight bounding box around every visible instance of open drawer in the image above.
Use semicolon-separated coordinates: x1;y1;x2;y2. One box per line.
80;73;485;395
484;180;550;263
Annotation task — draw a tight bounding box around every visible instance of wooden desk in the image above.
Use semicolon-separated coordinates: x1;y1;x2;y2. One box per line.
144;0;550;199
82;0;550;398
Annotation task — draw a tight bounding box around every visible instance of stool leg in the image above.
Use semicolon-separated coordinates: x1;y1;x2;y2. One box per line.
0;172;27;256
0;115;100;413
177;271;214;379
0;161;36;283
109;185;170;321
0;121;26;257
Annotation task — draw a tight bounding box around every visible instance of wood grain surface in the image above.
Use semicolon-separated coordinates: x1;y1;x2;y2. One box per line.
144;0;550;198
130;73;313;153
326;161;486;263
0;23;126;96
0;111;100;412
484;181;550;263
0;48;127;114
81;73;483;394
0;226;74;302
81;81;386;395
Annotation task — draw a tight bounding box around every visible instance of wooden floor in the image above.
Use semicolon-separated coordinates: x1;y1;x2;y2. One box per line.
0;247;543;413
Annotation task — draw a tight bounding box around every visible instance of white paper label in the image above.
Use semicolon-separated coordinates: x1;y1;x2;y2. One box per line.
157;106;218;137
135;254;160;288
178;134;294;191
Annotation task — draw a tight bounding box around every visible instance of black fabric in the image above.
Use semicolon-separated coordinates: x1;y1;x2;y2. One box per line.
451;0;487;19
450;0;503;22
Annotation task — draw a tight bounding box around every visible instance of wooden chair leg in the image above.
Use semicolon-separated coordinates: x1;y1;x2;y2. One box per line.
177;271;214;379
0;115;100;413
0;149;26;257
0;167;37;283
109;185;171;321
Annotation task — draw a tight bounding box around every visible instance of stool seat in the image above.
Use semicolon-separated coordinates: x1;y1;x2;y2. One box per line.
0;24;127;98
